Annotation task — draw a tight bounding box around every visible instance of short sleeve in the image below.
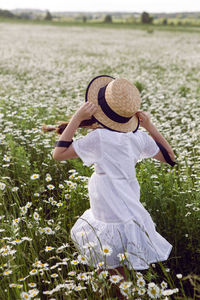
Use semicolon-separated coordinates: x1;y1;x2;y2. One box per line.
72;129;101;166
138;131;160;160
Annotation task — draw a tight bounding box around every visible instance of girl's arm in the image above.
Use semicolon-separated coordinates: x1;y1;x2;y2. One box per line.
136;111;175;162
53;102;97;161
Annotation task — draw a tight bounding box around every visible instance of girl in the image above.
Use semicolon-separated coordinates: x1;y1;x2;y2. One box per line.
52;75;175;280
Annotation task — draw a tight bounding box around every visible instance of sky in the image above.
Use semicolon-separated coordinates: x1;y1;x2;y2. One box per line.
0;0;200;13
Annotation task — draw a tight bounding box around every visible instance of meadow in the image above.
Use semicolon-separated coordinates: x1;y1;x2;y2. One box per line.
0;22;200;299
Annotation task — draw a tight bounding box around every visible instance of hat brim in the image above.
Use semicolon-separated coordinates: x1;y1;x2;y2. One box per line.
85;75;139;133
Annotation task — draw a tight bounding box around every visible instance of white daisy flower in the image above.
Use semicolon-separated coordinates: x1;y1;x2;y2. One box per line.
161;281;168;289
3;270;12;276
138;288;146;295
71;260;79;265
51;273;58;278
29;288;39;297
176;273;183;279
0;182;6;190
29;269;38;275
47;184;55;190
28;283;37;288
68;271;76;276
45;246;54;252
137;277;146;288
109;275;123;284
98;270;109;279
33;212;40;221
30;174;40;180
119;281;132;290
12;187;19;192
20;292;31;299
147;284;160;299
77;254;88;264
77;273;88;280
101;245;113;256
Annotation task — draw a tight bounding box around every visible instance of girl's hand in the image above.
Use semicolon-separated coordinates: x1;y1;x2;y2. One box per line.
136;110;152;129
74;102;98;122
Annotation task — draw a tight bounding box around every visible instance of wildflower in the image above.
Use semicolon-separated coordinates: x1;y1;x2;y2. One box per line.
65;194;71;199
147;283;160;299
137;277;146;288
56;202;63;207
29;269;38;275
44;227;54;235
47;184;55;190
33;212;40;221
51;273;58;278
136;272;143;278
29;289;39;297
34;193;40;197
9;283;17;288
97;261;104;268
3;155;10;162
59;184;64;189
119;281;132;290
28;283;37;288
21;206;28;215
77;273;88;280
176;273;183;279
78;254;88;264
68;271;76;276
74;285;87;291
45;246;54;252
46;175;52;182
30;174;40;180
98;270;109;279
26;202;32;208
91;282;98;292
12;187;19;192
3;270;12;276
138;288;146;295
71;260;79;265
161;281;168;289
101;245;113;256
162;289;175;296
117;252;129;261
21;292;31;299
0;182;6;190
109;275;123;284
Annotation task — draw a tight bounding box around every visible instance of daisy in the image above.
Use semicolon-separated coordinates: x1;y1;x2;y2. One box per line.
77;254;88;264
117;252;129;261
51;273;58;278
77;273;88;280
12;187;19;192
46;175;52;182
176;274;183;279
3;270;12;276
137;277;146;288
29;269;38;275
68;271;76;276
98;270;109;279
97;261;104;268
59;184;64;189
161;281;168;289
29;289;39;297
28;283;37;288
138;288;146;295
33;212;40;221
20;292;31;299
47;184;55;190
119;281;132;290
45;246;54;252
44;227;54;235
101;245;113;256
109;275;123;284
30;174;39;180
9;283;17;288
147;284;160;299
71;260;79;265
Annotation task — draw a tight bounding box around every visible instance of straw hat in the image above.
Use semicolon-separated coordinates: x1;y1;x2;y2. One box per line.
85;75;141;132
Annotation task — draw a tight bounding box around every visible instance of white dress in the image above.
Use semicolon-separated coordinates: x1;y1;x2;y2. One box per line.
70;129;172;270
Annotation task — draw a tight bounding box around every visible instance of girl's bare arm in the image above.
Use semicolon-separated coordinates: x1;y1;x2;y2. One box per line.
53;102;98;161
136;111;175;162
